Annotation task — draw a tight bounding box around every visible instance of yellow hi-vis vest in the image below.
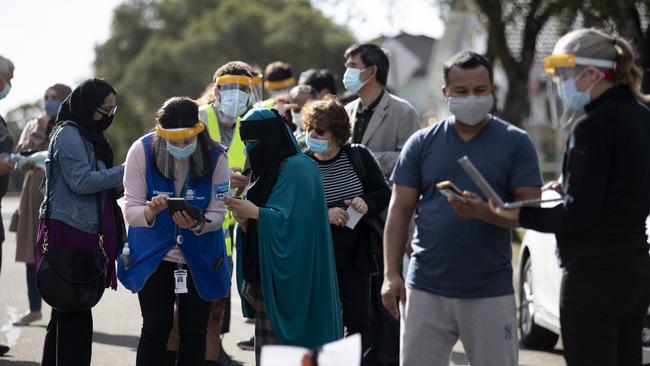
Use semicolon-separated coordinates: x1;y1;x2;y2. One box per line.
201;105;246;256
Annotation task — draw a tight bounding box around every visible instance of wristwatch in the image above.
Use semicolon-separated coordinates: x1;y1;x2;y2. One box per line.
190;217;206;233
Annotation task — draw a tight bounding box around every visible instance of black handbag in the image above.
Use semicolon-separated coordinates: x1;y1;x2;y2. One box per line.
36;139;107;312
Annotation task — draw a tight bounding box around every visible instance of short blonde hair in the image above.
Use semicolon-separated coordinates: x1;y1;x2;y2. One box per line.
553;28;649;103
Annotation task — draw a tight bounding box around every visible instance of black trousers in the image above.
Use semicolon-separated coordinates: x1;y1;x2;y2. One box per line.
560;253;650;366
42;309;93;366
337;266;371;344
137;261;211;366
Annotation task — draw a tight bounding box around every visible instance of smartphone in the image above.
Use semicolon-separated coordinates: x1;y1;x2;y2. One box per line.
436;180;466;202
167;197;203;220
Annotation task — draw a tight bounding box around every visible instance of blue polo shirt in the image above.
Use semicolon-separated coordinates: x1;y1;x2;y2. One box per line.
391;116;542;298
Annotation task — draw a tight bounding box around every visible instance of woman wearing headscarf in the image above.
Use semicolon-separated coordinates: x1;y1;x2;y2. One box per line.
224;108;342;365
118;97;231;366
35;79;124;366
13;83;71;326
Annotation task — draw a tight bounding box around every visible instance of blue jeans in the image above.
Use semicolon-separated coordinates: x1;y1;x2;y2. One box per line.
26;263;42;312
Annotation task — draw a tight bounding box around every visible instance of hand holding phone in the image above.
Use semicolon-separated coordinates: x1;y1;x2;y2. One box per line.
436;180;466;202
167;198;203;221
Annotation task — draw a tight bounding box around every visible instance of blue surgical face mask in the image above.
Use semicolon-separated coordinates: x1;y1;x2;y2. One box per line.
220;89;249;117
0;83;11;100
342;67;368;94
557;78;592;112
306;134;330;153
167;140;197;160
557;69;601;112
44;99;61;118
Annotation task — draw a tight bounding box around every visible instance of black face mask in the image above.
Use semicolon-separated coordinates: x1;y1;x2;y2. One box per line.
95;112;114;131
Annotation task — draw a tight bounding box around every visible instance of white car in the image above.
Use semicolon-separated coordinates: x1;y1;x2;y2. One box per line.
517;196;650;364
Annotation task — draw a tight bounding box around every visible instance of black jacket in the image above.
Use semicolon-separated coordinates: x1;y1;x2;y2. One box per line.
520;86;650;266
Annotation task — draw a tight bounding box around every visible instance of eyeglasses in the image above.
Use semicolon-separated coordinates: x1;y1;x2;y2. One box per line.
97;105;118;117
306;125;327;136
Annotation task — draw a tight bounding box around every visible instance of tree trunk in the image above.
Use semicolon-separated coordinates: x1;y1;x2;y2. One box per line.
498;70;530;126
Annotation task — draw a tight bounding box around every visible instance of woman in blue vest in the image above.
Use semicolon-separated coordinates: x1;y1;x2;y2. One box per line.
118;97;231;366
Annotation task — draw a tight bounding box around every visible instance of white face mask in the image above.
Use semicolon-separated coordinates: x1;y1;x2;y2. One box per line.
448;94;494;126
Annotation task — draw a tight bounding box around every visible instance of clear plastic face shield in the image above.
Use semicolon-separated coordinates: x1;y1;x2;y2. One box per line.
215;75;258;118
154;122;205;179
264;77;295;97
543;54;615;129
252;74;263;105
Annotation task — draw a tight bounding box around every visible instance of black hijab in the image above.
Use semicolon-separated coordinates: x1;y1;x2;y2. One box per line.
55;78;116;167
239;108;299;207
239;108;299;283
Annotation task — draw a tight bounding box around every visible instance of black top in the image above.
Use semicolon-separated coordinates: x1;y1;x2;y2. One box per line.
352;90;384;144
520;86;650;267
310;144;390;270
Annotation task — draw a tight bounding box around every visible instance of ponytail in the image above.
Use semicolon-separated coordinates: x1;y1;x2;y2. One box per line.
613;37;650;103
554;28;650;103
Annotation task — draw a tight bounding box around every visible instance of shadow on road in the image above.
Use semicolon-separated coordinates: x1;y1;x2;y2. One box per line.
93;331;139;349
0;359;40;365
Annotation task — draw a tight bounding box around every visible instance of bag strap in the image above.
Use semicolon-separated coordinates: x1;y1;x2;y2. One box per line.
347;144;368;189
42;122;105;256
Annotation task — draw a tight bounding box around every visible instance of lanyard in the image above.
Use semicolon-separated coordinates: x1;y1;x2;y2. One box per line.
175;171;191;271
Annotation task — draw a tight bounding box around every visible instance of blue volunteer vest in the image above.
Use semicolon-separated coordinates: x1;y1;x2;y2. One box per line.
117;133;230;301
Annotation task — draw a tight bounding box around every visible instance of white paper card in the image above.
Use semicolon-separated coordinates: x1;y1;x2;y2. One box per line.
345;206;365;229
260;334;362;366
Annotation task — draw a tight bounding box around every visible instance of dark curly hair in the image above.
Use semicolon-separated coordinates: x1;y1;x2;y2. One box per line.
302;96;350;147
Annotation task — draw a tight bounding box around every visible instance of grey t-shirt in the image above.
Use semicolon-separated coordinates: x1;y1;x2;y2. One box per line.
391;117;542;298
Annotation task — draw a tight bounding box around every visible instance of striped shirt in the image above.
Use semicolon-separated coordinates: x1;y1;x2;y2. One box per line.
315;150;364;208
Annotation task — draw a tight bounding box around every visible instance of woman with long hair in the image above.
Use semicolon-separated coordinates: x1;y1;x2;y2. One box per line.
118;97;231;365
491;29;650;365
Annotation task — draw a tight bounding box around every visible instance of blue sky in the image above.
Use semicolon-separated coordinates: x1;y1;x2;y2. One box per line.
0;0;443;116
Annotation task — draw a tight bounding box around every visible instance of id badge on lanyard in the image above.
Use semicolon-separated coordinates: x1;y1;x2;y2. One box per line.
174;233;188;294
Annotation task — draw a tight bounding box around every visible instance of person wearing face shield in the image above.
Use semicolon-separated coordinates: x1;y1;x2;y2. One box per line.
382;51;543;366
13;83;71;327
490;29;650;366
0;54;15;358
191;61;259;366
342;43;420;179
256;61;295;108
119;97;231;366
223;108;342;365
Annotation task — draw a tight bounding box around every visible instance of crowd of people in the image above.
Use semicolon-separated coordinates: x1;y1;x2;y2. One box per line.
0;26;649;366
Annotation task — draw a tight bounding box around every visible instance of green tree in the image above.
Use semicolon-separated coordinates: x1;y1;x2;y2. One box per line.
581;0;650;93
94;0;355;161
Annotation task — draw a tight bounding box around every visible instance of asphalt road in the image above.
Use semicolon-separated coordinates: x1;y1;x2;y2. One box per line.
0;195;566;365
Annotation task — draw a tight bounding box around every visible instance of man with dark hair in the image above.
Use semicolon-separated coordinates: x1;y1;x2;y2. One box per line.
299;69;337;98
263;61;295;98
165;60;255;366
381;50;542;366
0;54;16;357
342;43;420;178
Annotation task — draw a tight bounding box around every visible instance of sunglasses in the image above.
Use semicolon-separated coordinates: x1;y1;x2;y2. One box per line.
97;105;118;117
306;125;327;136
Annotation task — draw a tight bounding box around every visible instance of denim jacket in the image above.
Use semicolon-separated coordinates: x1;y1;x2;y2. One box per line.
39;123;124;234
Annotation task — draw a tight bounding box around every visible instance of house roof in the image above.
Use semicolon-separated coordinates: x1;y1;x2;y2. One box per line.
391;33;436;76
